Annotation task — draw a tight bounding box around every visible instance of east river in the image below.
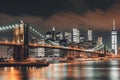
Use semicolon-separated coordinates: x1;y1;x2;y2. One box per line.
0;60;120;80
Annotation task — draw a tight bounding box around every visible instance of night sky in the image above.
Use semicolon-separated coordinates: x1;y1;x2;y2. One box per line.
0;0;120;47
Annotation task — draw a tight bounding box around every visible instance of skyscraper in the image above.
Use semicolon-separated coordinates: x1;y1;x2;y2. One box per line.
52;26;56;41
56;32;63;40
73;28;80;43
111;19;117;55
97;37;103;46
45;31;52;40
80;34;85;43
64;32;72;43
88;28;92;41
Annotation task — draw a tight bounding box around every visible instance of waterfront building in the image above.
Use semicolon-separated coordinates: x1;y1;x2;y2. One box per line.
30;38;45;57
30;37;38;57
37;39;45;57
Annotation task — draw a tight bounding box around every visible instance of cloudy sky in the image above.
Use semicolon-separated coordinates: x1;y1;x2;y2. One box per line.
0;0;120;46
0;0;120;30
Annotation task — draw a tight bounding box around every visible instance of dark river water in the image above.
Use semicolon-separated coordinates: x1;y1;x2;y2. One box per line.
0;60;120;80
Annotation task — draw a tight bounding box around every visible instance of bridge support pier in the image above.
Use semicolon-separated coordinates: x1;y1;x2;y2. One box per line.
13;46;29;61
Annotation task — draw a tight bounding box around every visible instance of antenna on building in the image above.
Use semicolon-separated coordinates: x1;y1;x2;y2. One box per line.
52;26;55;31
113;19;115;30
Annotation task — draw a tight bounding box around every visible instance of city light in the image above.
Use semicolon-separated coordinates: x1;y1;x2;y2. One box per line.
111;19;117;55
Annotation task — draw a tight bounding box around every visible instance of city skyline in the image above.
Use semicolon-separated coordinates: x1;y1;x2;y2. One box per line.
0;22;120;48
0;1;120;80
44;25;120;49
0;0;120;53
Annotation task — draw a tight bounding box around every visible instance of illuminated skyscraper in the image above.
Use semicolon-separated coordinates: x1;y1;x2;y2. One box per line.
56;32;63;40
80;34;85;43
111;19;117;55
45;31;52;40
52;26;56;41
64;32;72;43
88;28;92;41
73;28;80;43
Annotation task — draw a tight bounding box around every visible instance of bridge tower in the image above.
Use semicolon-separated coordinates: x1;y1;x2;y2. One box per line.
98;45;106;57
13;21;29;61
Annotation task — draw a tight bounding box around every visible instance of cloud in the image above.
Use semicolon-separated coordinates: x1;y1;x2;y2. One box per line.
0;3;120;33
42;4;120;31
0;0;118;16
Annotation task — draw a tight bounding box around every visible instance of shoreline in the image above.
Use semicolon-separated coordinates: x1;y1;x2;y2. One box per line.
0;61;49;67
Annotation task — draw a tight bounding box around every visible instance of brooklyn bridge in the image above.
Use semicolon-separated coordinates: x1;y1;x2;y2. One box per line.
0;21;114;61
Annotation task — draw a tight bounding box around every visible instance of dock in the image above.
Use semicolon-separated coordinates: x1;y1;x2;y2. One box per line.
0;61;49;67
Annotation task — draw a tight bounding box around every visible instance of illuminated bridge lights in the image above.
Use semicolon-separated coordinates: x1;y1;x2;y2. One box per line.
2;27;6;30
12;25;16;28
0;41;113;54
0;24;19;31
6;26;9;29
30;26;32;29
9;25;12;29
15;24;19;28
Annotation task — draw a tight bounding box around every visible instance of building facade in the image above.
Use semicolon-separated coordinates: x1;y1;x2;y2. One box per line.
73;28;80;43
56;32;63;41
97;37;103;46
88;28;92;41
111;19;117;55
64;32;72;43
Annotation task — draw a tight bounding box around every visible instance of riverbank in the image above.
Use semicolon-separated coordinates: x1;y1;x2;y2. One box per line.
48;57;119;63
0;61;49;67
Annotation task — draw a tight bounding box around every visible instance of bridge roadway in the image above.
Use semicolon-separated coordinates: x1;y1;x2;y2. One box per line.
0;41;22;46
0;41;103;54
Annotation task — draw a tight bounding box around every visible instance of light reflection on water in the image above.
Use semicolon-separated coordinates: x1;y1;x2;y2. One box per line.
109;60;120;80
0;60;120;80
